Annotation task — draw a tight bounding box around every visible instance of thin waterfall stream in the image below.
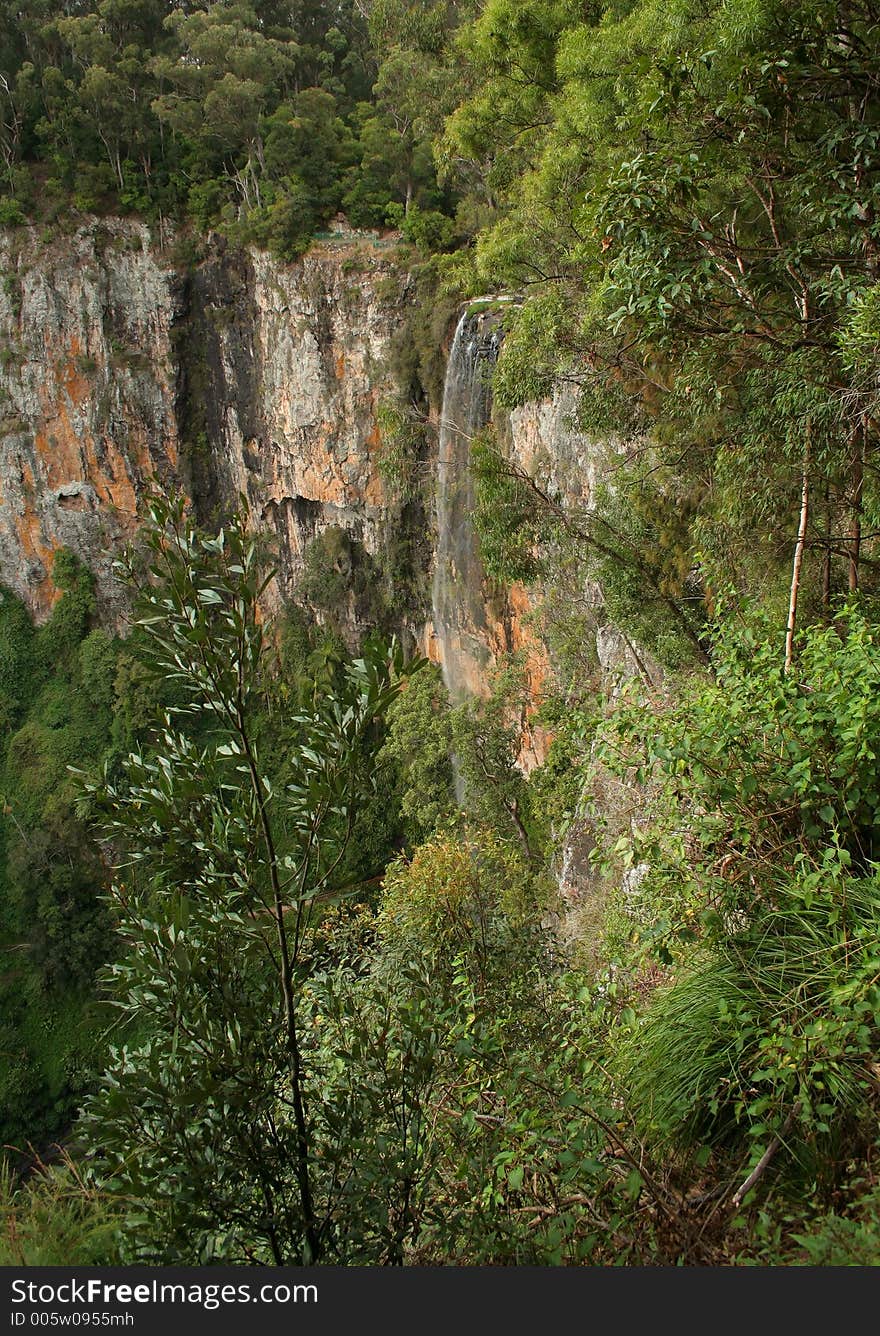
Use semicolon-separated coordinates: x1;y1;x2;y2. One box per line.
432;306;502;710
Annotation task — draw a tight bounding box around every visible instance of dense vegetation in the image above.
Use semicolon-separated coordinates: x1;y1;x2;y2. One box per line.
4;0;880;1267
0;0;472;253
0;554;116;1151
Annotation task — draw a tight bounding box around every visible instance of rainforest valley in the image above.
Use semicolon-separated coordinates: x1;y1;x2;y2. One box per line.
2;0;880;1266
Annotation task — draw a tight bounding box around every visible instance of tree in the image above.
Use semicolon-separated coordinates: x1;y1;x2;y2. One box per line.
0;62;36;193
79;495;417;1263
150;4;300;213
448;0;880;664
379;662;455;844
257;86;355;249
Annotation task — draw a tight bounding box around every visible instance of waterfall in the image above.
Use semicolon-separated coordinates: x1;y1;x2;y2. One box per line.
432;306;502;706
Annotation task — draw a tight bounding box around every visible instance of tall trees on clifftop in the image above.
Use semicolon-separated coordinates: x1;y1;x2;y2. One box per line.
0;0;467;247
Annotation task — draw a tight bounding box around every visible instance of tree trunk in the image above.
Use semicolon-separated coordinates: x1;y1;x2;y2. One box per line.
785;429;811;673
240;724;321;1264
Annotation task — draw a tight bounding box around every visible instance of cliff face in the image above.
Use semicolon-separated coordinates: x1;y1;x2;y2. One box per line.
0;222;179;624
0;219;409;631
0;218;651;909
423;365;624;771
492;386;599;771
178;233;407;616
0;219;647;724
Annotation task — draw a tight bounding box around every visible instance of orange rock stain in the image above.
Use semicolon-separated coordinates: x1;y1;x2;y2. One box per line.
16;507;62;618
485;581;553;772
14;334;174;613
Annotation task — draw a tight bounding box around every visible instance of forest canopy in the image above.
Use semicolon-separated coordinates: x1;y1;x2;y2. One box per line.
0;0;471;250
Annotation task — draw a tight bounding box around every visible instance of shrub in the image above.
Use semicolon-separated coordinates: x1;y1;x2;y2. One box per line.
599;605;880;1198
0;198;26;227
378;828;541;988
0;1154;120;1265
379;665;455;844
376;399;424;503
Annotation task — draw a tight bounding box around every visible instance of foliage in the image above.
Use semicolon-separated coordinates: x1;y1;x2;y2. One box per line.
298;525;392;633
296;960;453;1264
784;1177;880;1266
7;0;880;1268
371;828;662;1264
376;398;425;504
620;867;880;1168
79;494;416;1263
450;656;546;859
386;201;457;254
0;586;37;728
446;0;880;659
0;1152;120;1265
378;828;539;987
586;605;880;1201
0;0;466;258
597;604;880;902
471;429;551;585
407;963;670;1264
384;254;462;405
0;557;121;1150
471;430;709;668
379;663;456;845
0;980;105;1150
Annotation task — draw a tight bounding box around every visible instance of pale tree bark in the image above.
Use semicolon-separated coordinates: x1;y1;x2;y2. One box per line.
785;424;811;674
785;291;813;674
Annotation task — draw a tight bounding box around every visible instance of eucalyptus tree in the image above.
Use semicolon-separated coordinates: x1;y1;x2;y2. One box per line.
150;4;301;212
78;496;423;1263
449;0;880;664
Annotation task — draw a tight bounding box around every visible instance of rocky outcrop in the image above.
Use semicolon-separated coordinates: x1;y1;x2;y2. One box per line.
424;337;644;770
0;220;651;729
0;216;660;927
506;386;596;512
501;386;600;769
0;221;179;624
178;233;408;616
0;219;411;632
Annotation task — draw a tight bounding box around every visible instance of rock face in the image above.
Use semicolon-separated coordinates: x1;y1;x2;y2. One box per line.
491;386;598;770
506;386;596;512
426;335;642;770
0;218;657;915
0;219;409;631
0;219;651;725
0;221;179;624
178;234;408;616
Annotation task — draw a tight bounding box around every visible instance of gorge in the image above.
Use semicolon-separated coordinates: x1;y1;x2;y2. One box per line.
3;0;880;1267
0;218;619;745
